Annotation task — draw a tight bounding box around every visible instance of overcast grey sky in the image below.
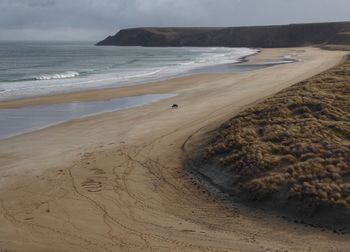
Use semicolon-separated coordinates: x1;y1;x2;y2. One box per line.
1;0;349;41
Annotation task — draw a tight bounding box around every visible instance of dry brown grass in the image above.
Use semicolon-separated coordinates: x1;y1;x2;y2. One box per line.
203;59;350;209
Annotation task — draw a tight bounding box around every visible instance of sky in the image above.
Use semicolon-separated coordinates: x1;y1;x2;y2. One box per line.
0;0;350;41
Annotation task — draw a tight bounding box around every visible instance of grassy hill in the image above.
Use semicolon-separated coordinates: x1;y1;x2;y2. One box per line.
97;21;350;48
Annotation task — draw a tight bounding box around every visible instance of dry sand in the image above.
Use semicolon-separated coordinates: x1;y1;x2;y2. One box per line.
0;47;349;252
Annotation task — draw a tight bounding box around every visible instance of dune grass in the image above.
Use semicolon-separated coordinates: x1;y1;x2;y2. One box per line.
203;59;350;209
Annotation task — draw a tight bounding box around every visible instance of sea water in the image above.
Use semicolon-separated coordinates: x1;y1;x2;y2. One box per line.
0;41;259;101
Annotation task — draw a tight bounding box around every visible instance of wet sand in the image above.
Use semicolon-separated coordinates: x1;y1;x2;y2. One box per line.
0;94;176;139
0;47;349;251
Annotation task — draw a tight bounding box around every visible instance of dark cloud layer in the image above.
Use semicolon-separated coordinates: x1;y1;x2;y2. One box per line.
0;0;349;41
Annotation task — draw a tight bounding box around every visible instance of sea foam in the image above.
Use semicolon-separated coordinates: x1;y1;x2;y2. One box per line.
34;71;80;80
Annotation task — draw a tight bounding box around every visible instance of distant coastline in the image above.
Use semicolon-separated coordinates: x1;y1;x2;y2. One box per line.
96;21;350;48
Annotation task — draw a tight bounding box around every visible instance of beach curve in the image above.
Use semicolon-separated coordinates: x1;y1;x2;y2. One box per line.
0;47;349;252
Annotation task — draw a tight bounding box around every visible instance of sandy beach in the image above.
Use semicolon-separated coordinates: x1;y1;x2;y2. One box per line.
0;47;349;251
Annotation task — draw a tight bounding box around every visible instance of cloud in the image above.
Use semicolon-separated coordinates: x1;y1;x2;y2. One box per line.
2;0;56;8
0;0;349;41
28;0;56;8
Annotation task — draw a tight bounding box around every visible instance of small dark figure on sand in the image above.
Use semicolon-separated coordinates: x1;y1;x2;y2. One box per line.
172;104;179;109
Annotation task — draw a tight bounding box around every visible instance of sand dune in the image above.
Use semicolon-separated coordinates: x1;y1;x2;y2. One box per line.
0;48;349;251
190;58;350;232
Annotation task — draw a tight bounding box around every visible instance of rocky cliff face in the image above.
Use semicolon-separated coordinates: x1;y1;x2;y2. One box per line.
96;22;350;48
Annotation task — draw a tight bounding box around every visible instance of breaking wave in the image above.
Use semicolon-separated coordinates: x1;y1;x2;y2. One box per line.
34;71;80;80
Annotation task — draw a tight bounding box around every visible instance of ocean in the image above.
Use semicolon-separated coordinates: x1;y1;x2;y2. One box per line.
0;41;258;101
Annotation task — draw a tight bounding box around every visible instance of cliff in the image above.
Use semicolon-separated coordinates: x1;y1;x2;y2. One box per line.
96;21;350;48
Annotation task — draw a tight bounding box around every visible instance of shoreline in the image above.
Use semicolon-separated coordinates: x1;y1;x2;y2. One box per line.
0;46;259;104
0;48;265;109
0;47;349;251
0;48;292;139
